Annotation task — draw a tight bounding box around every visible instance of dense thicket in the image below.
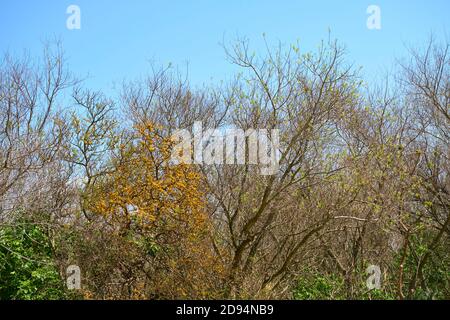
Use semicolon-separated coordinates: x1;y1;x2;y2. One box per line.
0;38;448;299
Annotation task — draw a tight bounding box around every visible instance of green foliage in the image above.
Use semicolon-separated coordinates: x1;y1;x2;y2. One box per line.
395;233;450;300
293;272;344;300
0;222;67;300
362;288;396;300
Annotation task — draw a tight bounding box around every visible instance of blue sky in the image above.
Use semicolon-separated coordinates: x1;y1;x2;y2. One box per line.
1;0;449;95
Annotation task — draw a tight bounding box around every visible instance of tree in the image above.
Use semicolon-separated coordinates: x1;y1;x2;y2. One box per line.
78;121;224;298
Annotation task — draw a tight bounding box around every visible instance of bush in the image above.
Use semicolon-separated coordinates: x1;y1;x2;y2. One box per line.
293;272;344;300
0;222;67;300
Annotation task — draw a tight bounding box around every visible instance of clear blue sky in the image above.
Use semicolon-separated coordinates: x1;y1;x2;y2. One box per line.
1;0;449;95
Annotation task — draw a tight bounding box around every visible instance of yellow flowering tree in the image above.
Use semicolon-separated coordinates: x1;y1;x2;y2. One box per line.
83;122;224;298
